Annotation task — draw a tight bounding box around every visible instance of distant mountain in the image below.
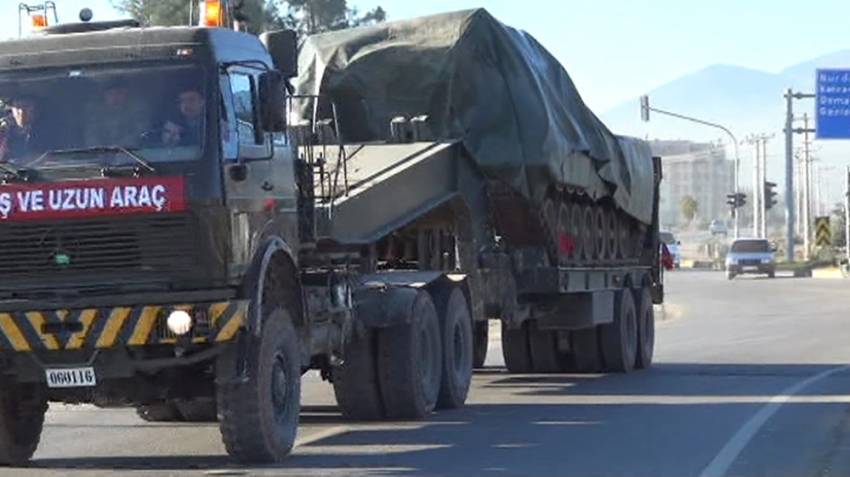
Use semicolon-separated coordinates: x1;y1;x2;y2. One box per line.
600;51;850;202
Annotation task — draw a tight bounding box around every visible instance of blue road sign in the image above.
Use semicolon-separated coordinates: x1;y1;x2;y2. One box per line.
816;69;850;139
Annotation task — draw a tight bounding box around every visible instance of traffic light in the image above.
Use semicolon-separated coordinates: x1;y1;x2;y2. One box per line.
640;95;650;122
764;181;777;210
726;192;747;208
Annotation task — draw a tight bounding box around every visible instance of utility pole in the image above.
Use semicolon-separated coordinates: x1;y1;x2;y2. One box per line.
845;165;850;264
747;135;762;237
760;136;769;238
784;90;816;262
802;115;811;260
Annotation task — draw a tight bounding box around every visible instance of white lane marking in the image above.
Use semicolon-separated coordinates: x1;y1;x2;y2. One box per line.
294;425;349;449
699;364;850;477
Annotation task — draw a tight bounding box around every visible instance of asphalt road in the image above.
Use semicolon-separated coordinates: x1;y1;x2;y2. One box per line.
10;271;850;477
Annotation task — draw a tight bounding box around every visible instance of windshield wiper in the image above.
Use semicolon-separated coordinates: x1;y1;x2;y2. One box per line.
34;146;157;173
0;162;33;182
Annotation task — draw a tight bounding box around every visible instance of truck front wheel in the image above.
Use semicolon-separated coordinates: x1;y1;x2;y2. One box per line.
435;288;473;409
0;381;47;466
472;320;489;369
217;309;301;463
599;289;638;373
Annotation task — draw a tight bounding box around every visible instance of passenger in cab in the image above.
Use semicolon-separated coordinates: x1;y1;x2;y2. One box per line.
0;96;49;163
175;86;205;146
85;78;151;148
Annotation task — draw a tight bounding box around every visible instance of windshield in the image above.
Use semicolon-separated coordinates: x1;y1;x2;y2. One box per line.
0;63;206;169
731;240;770;253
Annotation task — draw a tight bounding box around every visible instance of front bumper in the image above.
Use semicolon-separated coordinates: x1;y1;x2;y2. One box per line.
727;263;775;274
0;300;248;354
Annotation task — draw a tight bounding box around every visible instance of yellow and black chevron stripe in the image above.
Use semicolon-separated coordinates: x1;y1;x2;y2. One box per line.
0;301;248;352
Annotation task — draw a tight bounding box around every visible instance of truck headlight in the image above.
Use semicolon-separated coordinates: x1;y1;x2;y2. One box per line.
167;310;193;336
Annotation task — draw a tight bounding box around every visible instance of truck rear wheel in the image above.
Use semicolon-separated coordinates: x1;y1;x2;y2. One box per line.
473;320;489;369
571;327;603;372
332;329;384;420
0;381;47;466
378;290;443;419
599;289;638;373
634;287;655;369
217;309;301;463
435;288;473;409
528;322;565;373
501;322;533;373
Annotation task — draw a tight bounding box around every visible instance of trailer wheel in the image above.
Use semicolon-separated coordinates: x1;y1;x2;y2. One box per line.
599;289;638;373
528;322;564;373
136;402;182;422
473;320;489;369
634;287;655;369
332;329;384;420
570;327;604;372
435;288;473;409
502;321;533;373
0;381;47;466
217;308;301;463
378;290;443;419
175;398;218;422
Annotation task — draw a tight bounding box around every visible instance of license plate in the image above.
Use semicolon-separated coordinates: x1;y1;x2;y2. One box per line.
743;266;759;271
45;367;97;388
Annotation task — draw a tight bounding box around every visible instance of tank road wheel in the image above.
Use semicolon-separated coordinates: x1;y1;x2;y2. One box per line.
594;207;607;261
582;205;595;262
0;381;47;466
332;329;385;420
570;327;604;373
557;202;572;266
617;215;632;260
528;322;564;373
634;287;655;369
435;288;474;409
378;290;443;419
569;203;584;263
541;197;558;264
136;402;182;422
217;309;301;463
502;321;533;373
600;289;638;373
606;208;619;262
473;320;489;369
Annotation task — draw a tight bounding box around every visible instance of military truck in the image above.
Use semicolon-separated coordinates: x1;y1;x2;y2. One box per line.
0;3;663;465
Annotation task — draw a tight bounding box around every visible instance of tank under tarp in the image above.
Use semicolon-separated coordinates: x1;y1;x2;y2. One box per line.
295;8;655;225
313;141;472;244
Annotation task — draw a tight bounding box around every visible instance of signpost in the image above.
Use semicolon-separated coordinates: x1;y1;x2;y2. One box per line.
816;69;850;140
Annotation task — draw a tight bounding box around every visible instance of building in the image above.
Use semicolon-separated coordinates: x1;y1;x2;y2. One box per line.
651;140;735;229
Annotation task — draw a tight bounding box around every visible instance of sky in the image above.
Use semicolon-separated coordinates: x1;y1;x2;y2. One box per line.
5;0;850;114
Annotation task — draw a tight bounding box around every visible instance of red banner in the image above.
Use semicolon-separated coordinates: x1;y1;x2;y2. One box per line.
0;177;186;221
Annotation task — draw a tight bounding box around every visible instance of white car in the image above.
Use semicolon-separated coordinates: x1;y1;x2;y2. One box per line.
660;231;681;268
709;220;728;236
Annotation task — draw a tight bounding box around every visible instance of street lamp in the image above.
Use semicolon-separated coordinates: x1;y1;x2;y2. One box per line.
640;95;741;238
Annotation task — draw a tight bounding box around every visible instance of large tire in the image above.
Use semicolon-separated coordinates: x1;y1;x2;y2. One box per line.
332;329;384;420
571;327;604;373
435;288;473;409
634;288;655;369
599;289;638;373
136;402;182;422
377;290;443;419
175;398;218;422
527;322;563;373
0;381;47;466
501;321;533;373
472;320;489;369
217;309;301;463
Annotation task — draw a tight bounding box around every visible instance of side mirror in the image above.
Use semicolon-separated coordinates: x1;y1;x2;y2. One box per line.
677;241;681;245
258;70;287;133
260;30;298;78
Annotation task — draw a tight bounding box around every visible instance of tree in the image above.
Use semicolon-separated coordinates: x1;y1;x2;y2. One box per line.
112;0;385;35
680;195;698;225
